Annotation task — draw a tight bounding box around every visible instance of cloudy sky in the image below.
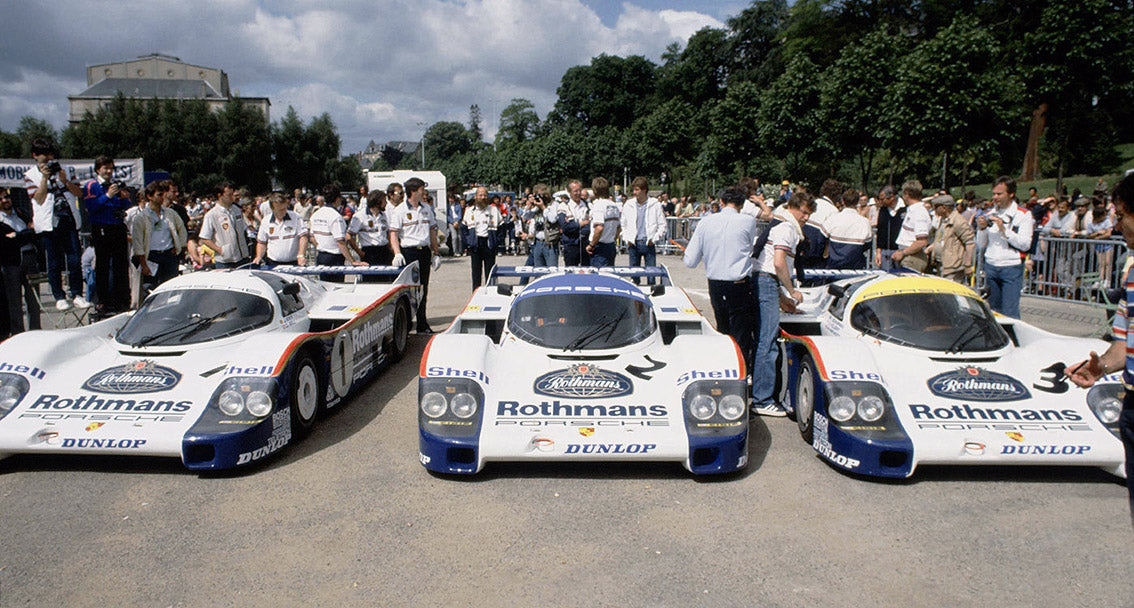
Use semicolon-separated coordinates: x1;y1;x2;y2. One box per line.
1;0;744;155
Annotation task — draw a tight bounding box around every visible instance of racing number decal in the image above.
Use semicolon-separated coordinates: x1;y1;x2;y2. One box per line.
1033;362;1070;394
625;355;666;380
331;330;355;397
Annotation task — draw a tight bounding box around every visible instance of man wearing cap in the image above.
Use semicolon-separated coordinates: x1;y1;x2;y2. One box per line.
926;193;975;284
389;177;440;333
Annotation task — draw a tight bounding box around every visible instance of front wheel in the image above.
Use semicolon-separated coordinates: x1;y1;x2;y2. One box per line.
795;355;817;444
290;354;322;437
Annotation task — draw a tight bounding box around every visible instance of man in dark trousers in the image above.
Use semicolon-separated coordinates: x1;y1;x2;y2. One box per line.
0;188;39;337
83;156;133;317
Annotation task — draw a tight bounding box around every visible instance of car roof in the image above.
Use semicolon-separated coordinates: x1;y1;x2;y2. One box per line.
853;274;981;304
149;269;300;302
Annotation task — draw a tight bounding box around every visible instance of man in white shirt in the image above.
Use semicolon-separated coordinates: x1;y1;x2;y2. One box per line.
24;139;87;310
310;188;366;281
131;181;187;297
586;177;621;268
464;186;501;289
198;182;250;269
824;188;873;270
976;176;1034;318
751;193;813;417
254;192;310;266
347;190;392;267
561;180;591;266
620;176;666;284
389;177;440;333
891;180;931;272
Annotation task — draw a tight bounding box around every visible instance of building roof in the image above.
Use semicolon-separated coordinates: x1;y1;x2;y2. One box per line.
72;78;224;100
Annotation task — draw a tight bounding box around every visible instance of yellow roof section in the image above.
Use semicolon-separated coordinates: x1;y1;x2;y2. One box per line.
855;275;981;302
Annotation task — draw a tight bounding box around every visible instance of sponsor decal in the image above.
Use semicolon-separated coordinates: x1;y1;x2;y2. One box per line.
565;443;657;454
578;427;595;437
1000;445;1091;456
812;412;861;470
498;400;665;418
533;364;633;399
85;422;105;432
917;421;1091;432
82;360;181;394
19;412;184;423
1006;432;1024;442
828;369;884;383
963;441;985;456
419;452;431;465
0;362;46;380
61;438;146;449
926;367;1030;402
27;394;190;413
497;419;669;428
426;366;490;384
675;368;740;385
625;355;667;381
351;311;394;352
225;365;275;376
909;403;1080;422
237;410;292;465
527;437;555;453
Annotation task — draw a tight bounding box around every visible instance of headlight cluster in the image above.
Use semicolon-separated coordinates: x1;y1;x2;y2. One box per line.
823;382;904;440
218;388;274;418
0;373;30;420
683;380;746;436
419;377;484;437
1087;383;1123;434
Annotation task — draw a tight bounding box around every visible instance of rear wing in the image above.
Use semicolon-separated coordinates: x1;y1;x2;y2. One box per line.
800;268;914;284
261;261;421;286
487;265;672;286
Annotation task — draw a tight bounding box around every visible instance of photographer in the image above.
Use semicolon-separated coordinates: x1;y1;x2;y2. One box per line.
24;138;88;311
83;156;133;317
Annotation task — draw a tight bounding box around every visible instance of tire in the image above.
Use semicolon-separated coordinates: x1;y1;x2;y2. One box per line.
389;299;411;361
290;354;322;437
795;354;817;444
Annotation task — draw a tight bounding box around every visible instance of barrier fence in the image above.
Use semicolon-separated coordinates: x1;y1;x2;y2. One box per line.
658;216;1128;309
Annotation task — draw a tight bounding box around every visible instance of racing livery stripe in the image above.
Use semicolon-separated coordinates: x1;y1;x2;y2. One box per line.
272;284;411;375
732;338;746;378
419;335;437;377
781;332;830;380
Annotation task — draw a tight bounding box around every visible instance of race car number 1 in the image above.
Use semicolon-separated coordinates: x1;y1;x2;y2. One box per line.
331;331;355;397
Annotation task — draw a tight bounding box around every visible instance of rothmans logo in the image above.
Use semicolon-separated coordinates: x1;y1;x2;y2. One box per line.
534;364;633;399
82;360;182;395
927;367;1029;402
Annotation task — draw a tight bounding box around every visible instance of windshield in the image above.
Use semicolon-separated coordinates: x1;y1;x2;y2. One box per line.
117;288;274;347
849;292;1009;352
507;293;654;350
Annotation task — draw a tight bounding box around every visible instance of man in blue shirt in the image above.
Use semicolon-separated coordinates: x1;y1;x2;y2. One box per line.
83;156;133;316
683;187;758;374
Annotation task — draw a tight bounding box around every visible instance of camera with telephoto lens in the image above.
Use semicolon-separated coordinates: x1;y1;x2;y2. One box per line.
45;160;62;175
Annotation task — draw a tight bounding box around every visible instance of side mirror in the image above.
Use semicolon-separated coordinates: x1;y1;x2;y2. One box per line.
651;285;666;296
827;284;846;298
280;282;301;297
497;284;513;296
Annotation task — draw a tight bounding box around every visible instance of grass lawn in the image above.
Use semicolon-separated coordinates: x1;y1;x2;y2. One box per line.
962;143;1134;200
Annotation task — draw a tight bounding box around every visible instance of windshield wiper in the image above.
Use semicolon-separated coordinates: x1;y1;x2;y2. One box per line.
130;306;238;347
563;309;627;351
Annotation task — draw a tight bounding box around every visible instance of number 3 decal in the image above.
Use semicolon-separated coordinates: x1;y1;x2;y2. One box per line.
1033;362;1069;394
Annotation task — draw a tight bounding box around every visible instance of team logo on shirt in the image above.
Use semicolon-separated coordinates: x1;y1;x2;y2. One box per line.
406;213;412;219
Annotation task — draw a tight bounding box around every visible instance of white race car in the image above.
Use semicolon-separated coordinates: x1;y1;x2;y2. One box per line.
778;270;1125;479
418;266;748;475
0;265;420;470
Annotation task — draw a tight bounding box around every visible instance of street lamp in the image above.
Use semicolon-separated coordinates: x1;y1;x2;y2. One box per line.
416;121;426;168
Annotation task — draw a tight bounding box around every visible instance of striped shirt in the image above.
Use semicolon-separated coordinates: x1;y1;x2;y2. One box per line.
1113;266;1134;390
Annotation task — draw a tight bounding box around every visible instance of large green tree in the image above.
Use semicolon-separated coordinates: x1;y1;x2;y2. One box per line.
495;98;540;148
550;54;658;130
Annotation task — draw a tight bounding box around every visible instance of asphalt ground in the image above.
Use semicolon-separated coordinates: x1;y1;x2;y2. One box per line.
0;255;1131;608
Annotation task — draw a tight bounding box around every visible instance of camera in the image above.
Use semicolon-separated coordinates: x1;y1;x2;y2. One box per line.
45;160;62;175
110;180;128;191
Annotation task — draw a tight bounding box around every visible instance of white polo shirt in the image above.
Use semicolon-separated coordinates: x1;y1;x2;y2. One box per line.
588;198;621;244
309;205;347;254
348;206;389;247
895;200;932;249
464;204;501;237
257;210;308;261
199;204;249;262
390;201;437;247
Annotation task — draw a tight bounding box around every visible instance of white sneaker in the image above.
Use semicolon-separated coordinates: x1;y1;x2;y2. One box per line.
72;295;91;308
752;403;788;417
56;299;72;311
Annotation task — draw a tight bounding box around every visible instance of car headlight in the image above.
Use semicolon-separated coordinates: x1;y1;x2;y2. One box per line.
245;391;273;417
218;390;244;416
421;391;447;418
828;395;856;422
1087;384;1123;434
717;394;746;421
0;373;30;420
689;394;716;420
451;392;478;418
857;395;885;422
1096;397;1121;424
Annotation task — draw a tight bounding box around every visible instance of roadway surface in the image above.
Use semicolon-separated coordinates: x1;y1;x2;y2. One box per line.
1;256;1130;608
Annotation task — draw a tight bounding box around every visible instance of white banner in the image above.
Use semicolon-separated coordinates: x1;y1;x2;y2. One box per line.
0;158;145;190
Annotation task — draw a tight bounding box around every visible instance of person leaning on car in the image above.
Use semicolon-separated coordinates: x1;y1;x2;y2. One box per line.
254;192;309;266
131;181;187;298
1069;171;1134;521
925;194;975;284
682;186;758;375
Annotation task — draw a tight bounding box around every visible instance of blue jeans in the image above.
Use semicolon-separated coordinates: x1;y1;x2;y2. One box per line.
590;242;616;267
752;273;781;405
985;263;1023;318
628;240;657;284
40;219;83;301
531;240;557;267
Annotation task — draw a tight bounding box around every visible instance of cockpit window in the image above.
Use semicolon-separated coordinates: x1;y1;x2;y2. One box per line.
117;289;274;347
507;293;654;350
849;293;1009;352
